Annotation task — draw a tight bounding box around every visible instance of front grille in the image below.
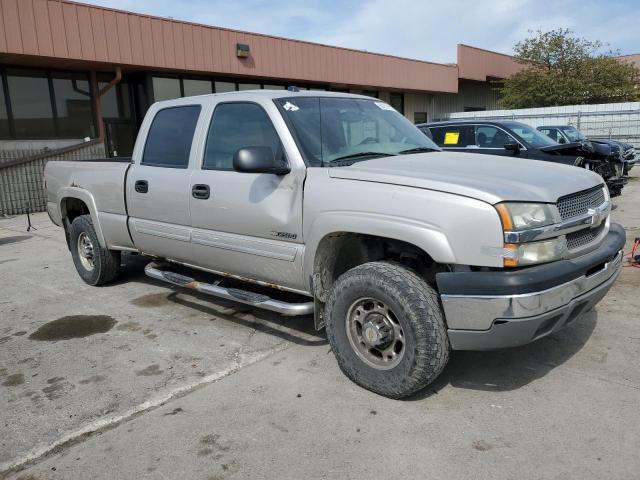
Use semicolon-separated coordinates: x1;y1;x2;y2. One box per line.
566;223;606;250
557;186;605;220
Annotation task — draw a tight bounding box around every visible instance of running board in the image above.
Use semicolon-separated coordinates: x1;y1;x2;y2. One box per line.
144;262;314;316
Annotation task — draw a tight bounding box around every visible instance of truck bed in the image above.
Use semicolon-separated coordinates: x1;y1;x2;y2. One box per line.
45;159;133;249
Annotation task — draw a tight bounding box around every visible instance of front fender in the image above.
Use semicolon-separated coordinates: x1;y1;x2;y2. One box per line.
57;187;107;248
303;211;457;283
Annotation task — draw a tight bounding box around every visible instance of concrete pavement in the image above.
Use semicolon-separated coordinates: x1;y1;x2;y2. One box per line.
1;173;639;479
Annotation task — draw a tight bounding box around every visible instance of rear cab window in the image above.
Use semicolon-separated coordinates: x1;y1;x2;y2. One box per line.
142;105;201;168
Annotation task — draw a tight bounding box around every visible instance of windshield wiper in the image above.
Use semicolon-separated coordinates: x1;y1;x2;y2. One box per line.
398;147;439;154
327;152;395;166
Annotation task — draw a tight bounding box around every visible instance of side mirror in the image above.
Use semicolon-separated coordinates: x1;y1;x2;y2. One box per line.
504;142;521;152
233;146;290;175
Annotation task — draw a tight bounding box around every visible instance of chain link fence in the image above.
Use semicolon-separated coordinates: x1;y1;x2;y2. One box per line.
0;141;106;216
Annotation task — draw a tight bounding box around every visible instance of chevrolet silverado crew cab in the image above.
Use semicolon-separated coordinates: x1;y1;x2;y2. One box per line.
45;91;625;399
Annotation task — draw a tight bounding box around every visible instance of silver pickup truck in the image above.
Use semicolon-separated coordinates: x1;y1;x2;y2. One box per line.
45;90;625;398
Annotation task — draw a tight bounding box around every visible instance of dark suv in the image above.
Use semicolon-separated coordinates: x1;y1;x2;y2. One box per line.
418;120;625;196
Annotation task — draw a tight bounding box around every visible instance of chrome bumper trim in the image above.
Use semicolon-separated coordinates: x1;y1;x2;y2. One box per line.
441;249;623;331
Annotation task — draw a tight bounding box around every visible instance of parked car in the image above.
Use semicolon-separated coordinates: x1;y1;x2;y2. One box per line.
45;91;625;399
537;125;636;175
417;120;626;196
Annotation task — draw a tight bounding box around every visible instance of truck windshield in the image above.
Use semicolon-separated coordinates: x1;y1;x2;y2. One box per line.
276;97;440;166
560;126;587;142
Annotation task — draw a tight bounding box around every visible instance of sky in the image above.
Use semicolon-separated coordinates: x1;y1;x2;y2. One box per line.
83;0;640;63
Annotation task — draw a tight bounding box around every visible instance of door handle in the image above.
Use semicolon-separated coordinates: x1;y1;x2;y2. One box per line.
135;180;148;193
192;184;210;200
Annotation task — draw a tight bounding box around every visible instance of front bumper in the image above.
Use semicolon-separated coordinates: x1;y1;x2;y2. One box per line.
437;223;625;350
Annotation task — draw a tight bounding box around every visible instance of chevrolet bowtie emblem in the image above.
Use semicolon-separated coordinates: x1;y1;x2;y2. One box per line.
588;207;605;227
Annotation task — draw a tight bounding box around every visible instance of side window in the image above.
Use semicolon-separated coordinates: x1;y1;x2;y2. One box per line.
429;125;474;148
203;102;283;170
142;106;201;168
540;128;559;142
475;125;516;149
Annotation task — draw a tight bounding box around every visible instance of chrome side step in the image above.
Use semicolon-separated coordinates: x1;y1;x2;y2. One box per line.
144;261;314;316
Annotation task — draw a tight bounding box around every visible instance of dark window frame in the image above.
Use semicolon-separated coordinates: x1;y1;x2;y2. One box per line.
0;65;97;140
389;92;404;115
141;104;202;169
202;100;286;172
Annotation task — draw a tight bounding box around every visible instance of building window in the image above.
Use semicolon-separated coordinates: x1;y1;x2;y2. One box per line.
99;76;132;120
6;69;55;139
0;75;9;139
52;71;94;138
152;77;181;102
389;92;404;115
215;81;236;93
237;83;261;91
0;67;97;140
414;112;428;124
263;84;285;90
463;106;486;112
183;79;213;97
362;90;378;98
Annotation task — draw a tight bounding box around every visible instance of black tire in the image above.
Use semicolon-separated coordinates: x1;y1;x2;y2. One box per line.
69;214;121;286
325;261;449;399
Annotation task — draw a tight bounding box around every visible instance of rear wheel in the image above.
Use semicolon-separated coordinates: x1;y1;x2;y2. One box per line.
69;215;121;286
325;261;449;399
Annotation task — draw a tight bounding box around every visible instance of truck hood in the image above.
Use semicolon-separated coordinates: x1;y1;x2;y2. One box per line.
328;152;603;204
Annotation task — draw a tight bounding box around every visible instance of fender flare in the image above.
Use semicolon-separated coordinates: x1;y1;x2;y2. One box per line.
57;187;107;248
302;211;457;283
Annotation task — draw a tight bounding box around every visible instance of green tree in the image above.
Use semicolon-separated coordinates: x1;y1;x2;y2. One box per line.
500;29;639;108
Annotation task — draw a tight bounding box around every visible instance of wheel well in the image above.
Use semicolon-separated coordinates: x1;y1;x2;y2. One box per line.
61;197;90;224
60;197;90;248
312;233;443;303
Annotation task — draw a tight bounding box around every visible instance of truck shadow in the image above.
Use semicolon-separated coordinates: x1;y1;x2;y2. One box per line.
117;254;327;347
409;310;598;400
166;290;326;347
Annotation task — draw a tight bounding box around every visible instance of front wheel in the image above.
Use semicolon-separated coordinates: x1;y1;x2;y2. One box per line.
69;215;121;286
325;262;449;399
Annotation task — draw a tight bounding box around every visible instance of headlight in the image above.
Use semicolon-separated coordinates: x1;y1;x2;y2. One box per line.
503;237;568;267
494;202;564;267
495;202;560;231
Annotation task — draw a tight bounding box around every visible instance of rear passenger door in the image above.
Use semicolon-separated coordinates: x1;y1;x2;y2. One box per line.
188;101;306;291
126;104;202;263
428;125;475;152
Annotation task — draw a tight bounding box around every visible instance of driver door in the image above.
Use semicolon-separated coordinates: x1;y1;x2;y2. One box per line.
188;100;306;291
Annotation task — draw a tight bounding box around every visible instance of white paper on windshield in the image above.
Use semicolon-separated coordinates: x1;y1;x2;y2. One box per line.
375;102;395;111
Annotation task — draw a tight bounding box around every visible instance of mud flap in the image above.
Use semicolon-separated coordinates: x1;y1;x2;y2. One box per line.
314;297;325;331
